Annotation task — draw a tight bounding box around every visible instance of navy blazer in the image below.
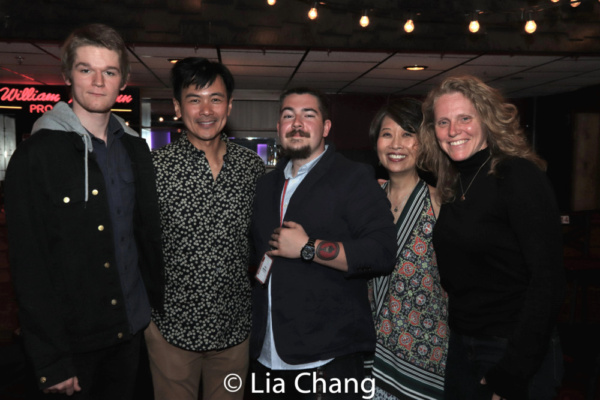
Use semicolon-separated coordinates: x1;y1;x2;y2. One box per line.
250;145;396;364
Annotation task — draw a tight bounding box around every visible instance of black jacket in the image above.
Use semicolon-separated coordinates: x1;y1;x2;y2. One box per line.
5;129;164;389
250;146;397;364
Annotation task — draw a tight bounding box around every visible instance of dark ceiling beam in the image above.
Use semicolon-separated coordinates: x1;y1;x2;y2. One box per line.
0;0;599;55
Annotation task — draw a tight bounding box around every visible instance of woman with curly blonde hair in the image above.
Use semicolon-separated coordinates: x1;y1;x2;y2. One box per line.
418;75;564;399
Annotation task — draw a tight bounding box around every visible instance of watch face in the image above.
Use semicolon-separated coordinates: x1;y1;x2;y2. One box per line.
301;245;315;261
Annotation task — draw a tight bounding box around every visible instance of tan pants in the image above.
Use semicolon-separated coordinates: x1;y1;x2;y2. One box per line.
145;321;249;400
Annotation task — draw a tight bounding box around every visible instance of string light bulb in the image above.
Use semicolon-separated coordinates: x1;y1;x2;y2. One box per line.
550;0;559;2
308;3;318;20
469;19;480;33
404;19;415;33
570;0;581;6
524;16;537;34
267;0;276;5
360;11;369;27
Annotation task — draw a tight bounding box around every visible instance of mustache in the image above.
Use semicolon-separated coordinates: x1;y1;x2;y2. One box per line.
286;129;310;138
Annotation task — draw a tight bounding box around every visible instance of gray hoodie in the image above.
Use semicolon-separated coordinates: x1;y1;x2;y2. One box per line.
31;101;140;202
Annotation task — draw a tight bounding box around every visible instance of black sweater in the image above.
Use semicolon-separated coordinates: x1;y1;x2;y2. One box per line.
433;148;565;398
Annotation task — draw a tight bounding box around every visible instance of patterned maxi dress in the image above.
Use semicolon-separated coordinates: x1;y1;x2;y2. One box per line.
368;180;450;400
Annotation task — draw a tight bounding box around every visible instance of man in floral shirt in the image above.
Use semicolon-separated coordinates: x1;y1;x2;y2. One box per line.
146;57;265;400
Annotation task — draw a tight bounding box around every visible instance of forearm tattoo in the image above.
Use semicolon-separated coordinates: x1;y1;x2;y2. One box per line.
317;241;340;261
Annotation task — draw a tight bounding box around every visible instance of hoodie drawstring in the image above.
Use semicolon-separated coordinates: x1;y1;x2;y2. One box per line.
79;132;93;203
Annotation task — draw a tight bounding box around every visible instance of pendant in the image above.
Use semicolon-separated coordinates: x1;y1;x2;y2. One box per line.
460;195;466;201
394;207;398;212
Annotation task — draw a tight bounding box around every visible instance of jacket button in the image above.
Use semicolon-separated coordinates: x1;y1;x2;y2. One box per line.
40;377;47;383
111;299;117;306
63;197;70;203
104;262;110;268
92;189;99;196
98;225;104;231
117;332;123;339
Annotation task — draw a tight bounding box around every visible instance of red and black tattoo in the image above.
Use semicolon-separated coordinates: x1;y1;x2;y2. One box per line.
317;241;340;261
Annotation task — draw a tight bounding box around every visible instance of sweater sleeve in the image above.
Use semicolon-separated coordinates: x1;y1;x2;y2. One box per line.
485;158;565;398
5;142;76;389
341;163;397;278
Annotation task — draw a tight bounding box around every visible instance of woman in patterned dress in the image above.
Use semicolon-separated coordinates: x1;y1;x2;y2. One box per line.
367;98;449;399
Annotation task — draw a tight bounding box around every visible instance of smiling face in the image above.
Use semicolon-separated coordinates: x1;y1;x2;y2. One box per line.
66;45;126;118
277;93;331;162
376;115;418;175
173;75;233;149
433;92;488;162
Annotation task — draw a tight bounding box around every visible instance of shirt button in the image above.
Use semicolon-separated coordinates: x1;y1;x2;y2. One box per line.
63;197;70;203
40;377;47;384
92;189;99;196
117;332;123;339
98;225;104;231
104;262;110;268
111;299;118;306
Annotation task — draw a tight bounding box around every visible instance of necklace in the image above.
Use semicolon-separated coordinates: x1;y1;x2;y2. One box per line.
386;183;410;213
459;155;491;201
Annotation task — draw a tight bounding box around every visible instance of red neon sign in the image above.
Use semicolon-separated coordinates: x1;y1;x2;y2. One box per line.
116;94;133;104
0;87;133;105
0;86;61;102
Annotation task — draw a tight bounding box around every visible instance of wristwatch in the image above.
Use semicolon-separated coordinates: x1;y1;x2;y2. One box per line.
301;238;316;261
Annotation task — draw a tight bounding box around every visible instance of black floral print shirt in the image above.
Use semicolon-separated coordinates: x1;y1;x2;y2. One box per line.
151;133;265;351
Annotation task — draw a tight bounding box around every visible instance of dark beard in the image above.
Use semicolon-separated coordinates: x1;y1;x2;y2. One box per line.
283;145;312;160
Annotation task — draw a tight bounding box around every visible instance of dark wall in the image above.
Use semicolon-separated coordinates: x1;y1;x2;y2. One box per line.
532;84;600;212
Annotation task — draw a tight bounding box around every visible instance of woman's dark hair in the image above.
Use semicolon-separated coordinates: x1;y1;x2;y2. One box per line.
368;98;423;148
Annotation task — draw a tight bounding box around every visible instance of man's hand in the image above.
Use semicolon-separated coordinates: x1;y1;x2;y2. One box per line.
480;378;505;400
43;377;81;396
267;221;308;259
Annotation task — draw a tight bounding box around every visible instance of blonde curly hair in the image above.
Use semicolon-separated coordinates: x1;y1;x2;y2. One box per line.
417;75;546;203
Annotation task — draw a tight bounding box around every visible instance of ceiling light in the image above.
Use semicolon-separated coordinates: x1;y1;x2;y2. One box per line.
308;3;318;20
570;0;581;6
525;18;537;34
404;19;415;33
168;59;180;64
267;0;276;5
550;0;559;2
360;11;369;27
159;117;164;122
469;19;480;33
404;65;427;71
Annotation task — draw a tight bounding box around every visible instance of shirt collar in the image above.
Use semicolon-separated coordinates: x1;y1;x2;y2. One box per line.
283;145;328;180
88;114;124;146
181;131;230;158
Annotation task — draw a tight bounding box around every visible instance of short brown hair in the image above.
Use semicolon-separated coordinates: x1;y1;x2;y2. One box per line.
280;87;331;121
61;23;130;87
